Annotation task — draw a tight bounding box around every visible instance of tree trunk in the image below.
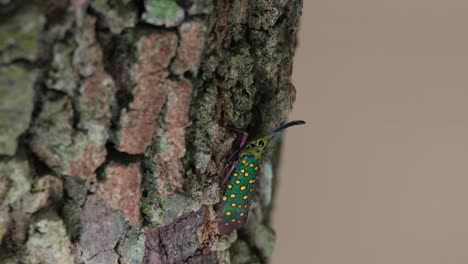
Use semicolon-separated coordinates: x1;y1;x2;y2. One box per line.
0;0;302;263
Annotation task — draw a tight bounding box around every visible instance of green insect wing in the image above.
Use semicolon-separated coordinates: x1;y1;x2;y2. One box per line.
217;120;305;235
218;155;259;235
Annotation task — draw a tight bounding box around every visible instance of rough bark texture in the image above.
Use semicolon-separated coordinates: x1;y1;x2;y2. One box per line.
0;0;302;263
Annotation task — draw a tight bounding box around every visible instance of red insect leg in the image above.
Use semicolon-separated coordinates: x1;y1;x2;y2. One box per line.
210;128;249;185
227;127;249;148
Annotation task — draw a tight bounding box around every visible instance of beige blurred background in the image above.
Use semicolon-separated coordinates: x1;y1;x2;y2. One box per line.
272;0;468;263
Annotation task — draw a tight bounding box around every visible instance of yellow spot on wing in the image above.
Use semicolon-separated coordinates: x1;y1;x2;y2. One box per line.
249;180;255;184
231;219;236;222
231;203;237;207
233;173;238;177
240;186;247;191
235;180;240;184
243;195;249;200
226;211;231;216
255;166;259;171
225;223;229;226
244;172;249;177
238;205;242;208
230;194;236;198
223;196;227;201
228;184;233;189
240;213;244;216
241;169;245;173
250;163;254;167
242;160;247;164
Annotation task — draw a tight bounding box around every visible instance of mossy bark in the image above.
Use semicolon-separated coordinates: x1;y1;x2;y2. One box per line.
0;0;302;263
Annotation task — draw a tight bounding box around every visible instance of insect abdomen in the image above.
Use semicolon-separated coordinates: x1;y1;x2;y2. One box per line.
218;155;260;234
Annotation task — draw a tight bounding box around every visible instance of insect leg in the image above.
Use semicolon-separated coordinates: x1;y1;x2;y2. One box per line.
209;127;248;186
209;160;236;186
227;127;249;148
221;163;237;185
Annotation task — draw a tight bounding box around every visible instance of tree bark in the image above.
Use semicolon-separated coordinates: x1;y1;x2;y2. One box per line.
0;0;302;263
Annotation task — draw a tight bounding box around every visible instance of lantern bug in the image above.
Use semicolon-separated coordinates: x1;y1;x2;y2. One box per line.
217;120;305;235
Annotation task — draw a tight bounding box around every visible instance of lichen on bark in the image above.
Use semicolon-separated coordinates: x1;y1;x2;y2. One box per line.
0;0;302;262
0;3;44;156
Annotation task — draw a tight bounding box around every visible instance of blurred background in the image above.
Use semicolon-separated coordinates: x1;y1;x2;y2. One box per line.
272;0;468;263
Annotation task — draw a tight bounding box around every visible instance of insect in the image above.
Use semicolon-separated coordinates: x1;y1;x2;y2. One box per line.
217;120;306;235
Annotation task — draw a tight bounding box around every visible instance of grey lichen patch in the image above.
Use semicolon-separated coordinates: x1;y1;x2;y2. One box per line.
0;147;32;206
211;231;237;252
189;84;217;174
24;212;75;264
194;151;212;175
24;175;63;214
141;128;165;226
142;189;196;227
142;0;185;27
28;96;72;172
0;65;37;156
90;0;138;34
29;95;109;177
223;47;255;90
0;206;11;243
229;240;261;264
249;0;283;30
187;0;214;15
141;187;164;226
76;73;116;130
46;42;78;95
251;224;276;258
219;45;256;127
0;3;45;63
199;180;221;206
62;176;87;240
117;227;146;264
162;193;195;225
248;28;288;88
62;175;87;205
32;96;73;147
